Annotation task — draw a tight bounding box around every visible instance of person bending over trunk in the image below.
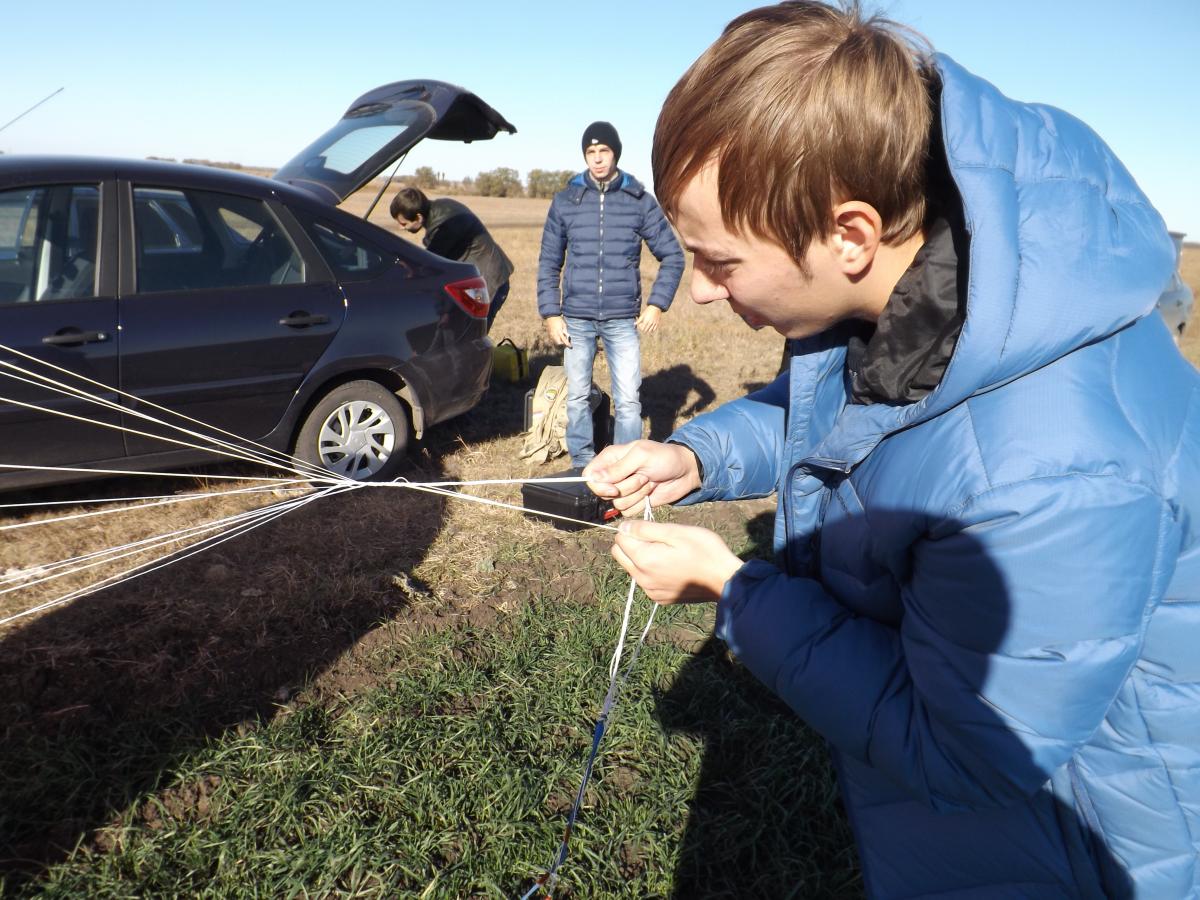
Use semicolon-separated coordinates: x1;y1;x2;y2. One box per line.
391;187;513;330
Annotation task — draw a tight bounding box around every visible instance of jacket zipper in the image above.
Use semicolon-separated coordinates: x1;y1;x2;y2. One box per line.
598;191;605;316
785;457;851;576
782;461;807;575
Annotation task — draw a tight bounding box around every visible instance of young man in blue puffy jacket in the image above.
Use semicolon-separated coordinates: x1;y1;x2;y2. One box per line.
537;122;684;469
585;3;1200;897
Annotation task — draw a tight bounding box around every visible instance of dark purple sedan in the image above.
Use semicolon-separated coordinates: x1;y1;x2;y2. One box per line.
0;80;515;489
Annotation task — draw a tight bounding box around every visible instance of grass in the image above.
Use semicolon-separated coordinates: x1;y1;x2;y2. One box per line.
3;524;858;899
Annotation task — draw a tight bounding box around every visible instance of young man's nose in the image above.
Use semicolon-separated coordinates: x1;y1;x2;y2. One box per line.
689;268;729;305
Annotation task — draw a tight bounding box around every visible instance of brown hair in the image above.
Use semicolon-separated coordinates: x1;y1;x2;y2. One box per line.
389;187;430;222
652;1;935;267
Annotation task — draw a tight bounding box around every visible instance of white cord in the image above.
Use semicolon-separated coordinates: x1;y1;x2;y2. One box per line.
0;485;346;627
0;344;334;481
0;482;311;532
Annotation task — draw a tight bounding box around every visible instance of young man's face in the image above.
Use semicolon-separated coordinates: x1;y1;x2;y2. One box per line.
394;212;423;234
585;144;616;182
673;163;858;339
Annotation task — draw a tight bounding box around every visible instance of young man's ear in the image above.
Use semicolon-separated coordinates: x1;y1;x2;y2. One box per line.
830;201;883;276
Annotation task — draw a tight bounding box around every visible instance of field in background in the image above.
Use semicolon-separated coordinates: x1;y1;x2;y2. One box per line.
1;190;1196;897
1178;244;1200;361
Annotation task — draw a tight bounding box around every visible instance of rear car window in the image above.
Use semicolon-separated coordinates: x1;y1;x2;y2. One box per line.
302;219;389;282
132;187;305;293
0;184;100;305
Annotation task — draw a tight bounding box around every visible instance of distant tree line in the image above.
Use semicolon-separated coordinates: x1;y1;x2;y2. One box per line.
120;159;577;199
399;166;575;198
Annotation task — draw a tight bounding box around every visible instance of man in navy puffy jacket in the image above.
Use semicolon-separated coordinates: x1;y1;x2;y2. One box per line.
537;122;684;469
585;3;1200;897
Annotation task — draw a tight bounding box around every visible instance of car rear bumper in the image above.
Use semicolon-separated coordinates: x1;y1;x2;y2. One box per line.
400;336;493;430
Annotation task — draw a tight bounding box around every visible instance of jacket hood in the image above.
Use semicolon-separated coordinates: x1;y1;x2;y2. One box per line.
566;170;645;203
805;53;1177;469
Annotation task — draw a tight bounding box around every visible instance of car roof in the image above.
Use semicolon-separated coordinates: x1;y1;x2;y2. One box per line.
0;153;415;253
0;155;316;205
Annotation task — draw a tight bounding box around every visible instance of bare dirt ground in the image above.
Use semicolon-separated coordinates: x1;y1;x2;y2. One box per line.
1;185;1196;875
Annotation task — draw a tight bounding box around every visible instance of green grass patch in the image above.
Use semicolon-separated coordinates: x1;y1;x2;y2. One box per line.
5;577;859;898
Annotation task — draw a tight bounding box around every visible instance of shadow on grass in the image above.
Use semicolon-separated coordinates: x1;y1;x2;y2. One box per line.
0;462;448;889
655;505;1134;898
443;351;718;449
657;635;862;899
642;365;716;441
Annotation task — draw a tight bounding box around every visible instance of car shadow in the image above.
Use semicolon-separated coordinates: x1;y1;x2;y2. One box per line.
656;507;1133;898
0;460;449;886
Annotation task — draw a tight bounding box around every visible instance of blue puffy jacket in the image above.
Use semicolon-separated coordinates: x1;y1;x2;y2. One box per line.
671;54;1199;898
536;171;684;320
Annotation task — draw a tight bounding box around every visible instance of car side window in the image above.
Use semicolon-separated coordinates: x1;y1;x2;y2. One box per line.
0;184;100;305
302;218;390;282
132;187;305;294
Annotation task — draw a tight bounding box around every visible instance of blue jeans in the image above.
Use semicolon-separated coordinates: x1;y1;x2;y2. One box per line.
563;316;642;468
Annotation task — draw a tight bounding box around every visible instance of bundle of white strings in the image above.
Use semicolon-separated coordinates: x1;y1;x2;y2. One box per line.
0;341;615;628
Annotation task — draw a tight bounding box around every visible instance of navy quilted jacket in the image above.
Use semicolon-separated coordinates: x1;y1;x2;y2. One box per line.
671;55;1199;898
536;171;683;320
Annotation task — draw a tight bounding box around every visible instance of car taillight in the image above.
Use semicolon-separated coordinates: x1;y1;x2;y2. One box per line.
443;276;490;318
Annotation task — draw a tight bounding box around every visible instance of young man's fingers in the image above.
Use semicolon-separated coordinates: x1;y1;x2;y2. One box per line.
587;471;647;500
610;538;646;581
616;518;685;543
612;483;651;516
584;443;644;485
612;473;650;500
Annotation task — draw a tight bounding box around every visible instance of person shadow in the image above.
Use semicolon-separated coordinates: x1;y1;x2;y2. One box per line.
641;365;716;441
656;507;1134;899
0;457;450;888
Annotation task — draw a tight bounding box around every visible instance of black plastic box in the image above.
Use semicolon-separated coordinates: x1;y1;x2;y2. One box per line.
521;469;612;531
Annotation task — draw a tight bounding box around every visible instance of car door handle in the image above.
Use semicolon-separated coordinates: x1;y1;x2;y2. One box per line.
278;312;329;328
42;328;110;347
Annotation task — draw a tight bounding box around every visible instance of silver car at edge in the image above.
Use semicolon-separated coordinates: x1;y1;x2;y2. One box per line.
1158;230;1193;342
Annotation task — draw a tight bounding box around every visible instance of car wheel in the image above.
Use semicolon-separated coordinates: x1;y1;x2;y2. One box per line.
295;380;409;481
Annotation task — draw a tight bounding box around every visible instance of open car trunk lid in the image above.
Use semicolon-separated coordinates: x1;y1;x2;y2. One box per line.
273;80;516;205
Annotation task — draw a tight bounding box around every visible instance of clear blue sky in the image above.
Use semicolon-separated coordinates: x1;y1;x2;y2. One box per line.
5;0;1197;236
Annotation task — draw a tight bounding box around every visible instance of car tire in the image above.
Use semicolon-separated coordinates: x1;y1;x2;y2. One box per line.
295;380;410;482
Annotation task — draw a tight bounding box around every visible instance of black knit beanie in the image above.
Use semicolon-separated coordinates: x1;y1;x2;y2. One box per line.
581;121;622;163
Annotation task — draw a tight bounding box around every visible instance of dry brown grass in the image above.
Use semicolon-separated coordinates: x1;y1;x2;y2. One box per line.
1178;244;1200;362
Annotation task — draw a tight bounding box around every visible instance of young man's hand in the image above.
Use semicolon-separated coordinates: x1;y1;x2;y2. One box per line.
612;520;742;604
636;305;662;334
544;315;571;347
583;440;702;516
